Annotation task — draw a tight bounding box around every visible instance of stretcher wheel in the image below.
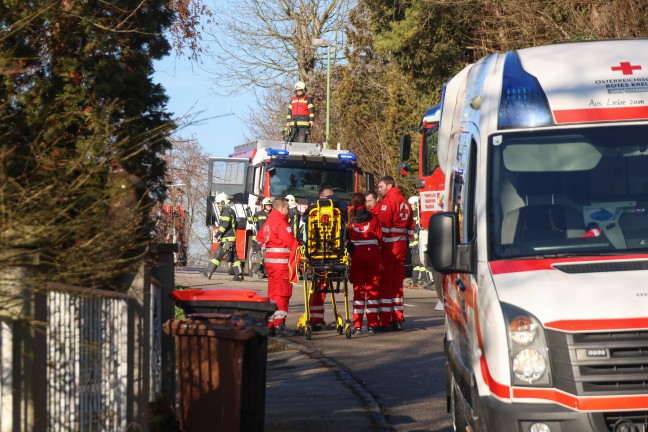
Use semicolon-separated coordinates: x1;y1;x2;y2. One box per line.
345;327;352;339
305;328;312;340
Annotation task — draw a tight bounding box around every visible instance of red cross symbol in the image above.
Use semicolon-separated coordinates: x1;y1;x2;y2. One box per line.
611;62;642;75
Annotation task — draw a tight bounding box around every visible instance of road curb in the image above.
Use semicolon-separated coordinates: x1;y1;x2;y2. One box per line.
272;337;393;431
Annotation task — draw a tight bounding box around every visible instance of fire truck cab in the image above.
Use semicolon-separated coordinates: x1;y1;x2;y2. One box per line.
428;40;648;432
207;140;374;274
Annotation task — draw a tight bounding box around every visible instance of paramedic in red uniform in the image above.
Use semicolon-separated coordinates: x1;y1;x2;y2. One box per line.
365;191;380;216
286;81;315;143
347;192;383;335
376;176;414;331
257;198;299;337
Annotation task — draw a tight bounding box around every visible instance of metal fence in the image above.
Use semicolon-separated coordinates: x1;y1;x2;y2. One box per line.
0;279;165;432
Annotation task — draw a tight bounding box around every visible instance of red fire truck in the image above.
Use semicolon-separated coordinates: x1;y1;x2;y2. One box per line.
206;140;374;275
400;105;446;287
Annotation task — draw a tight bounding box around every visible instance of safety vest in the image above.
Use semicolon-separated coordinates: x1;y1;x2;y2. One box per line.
287;94;314;127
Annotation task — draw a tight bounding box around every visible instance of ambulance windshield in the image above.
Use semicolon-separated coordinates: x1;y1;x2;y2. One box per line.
489;124;648;259
268;164;355;201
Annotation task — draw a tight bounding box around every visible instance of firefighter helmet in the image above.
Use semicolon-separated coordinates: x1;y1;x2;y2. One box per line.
408;196;419;207
294;81;306;92
215;192;230;205
262;197;273;206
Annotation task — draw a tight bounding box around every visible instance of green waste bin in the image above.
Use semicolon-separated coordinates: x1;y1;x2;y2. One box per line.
171;289;277;432
163;314;255;432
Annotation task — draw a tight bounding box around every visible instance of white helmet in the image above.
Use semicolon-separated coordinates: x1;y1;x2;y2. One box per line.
294;81;306;91
408;196;419;207
215;192;230;205
285;194;297;207
262;197;273;206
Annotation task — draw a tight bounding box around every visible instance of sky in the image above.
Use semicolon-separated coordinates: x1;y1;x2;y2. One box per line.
153;53;254;158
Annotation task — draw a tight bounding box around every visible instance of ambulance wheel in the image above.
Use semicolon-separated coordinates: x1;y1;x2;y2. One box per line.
305;328;312;340
345;327;352;339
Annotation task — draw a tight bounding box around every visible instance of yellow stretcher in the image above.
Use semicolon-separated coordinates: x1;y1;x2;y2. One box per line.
296;198;352;340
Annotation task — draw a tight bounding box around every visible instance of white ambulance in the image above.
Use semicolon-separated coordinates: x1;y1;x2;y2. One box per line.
427;40;648;432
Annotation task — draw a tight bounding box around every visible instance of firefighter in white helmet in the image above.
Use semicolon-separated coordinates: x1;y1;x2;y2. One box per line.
285;195;302;240
250;197;274;278
206;192;244;281
286;81;315;143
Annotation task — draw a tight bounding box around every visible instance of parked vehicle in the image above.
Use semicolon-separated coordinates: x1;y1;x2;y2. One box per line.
428;40;648;432
206;140;374;274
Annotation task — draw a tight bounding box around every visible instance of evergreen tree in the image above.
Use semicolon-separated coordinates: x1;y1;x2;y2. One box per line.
1;1;175;290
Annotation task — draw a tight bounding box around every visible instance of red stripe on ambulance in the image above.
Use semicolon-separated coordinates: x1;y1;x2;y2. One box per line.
553;106;648;124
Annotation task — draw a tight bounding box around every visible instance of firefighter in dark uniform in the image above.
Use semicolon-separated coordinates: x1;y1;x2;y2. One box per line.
286;81;315;143
250;197;273;278
206;192;244;281
285;194;302;241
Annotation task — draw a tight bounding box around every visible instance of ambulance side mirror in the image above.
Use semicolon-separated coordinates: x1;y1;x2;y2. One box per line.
427;212;474;274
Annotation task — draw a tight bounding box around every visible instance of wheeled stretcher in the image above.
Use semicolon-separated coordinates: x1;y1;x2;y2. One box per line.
296;198;352;339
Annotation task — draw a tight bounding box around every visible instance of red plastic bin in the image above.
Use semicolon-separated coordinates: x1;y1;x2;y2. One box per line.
171;288;276;320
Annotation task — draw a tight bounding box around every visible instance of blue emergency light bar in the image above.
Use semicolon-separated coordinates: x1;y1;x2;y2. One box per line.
266;148;289;157
338;152;357;161
498;51;554;130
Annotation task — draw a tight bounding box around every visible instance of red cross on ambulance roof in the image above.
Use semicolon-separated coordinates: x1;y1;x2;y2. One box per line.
611;62;642;75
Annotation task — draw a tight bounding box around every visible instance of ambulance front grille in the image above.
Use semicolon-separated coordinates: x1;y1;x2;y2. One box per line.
548;330;648;396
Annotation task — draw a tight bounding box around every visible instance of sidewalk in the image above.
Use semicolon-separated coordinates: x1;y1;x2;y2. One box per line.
265;338;388;432
174;268;389;431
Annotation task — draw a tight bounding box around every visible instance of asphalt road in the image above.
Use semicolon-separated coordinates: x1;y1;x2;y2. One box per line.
175;267;452;431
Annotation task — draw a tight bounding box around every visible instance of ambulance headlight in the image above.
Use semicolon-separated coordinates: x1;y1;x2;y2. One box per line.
509;315;538;346
513;348;546;383
502;303;552;386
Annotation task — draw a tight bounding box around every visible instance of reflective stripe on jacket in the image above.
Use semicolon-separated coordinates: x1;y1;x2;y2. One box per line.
258;209;299;265
376;187;414;246
287;94;314;127
217;206;237;239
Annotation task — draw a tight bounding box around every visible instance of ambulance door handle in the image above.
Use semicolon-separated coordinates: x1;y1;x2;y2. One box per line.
454;278;466;292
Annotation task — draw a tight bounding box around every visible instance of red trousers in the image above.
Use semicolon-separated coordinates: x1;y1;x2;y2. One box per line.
379;242;407;326
349;247;381;328
309;281;327;324
266;263;292;327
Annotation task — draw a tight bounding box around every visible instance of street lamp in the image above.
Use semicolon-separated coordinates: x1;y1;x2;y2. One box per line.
312;38;332;144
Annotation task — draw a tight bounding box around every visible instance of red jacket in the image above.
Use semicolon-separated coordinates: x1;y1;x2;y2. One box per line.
258;209;299;266
347;207;383;250
287;94;315;127
376;187;414;247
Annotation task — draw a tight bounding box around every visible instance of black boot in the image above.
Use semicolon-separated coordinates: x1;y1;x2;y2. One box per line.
206;261;218;279
277;323;297;337
232;274;244;281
